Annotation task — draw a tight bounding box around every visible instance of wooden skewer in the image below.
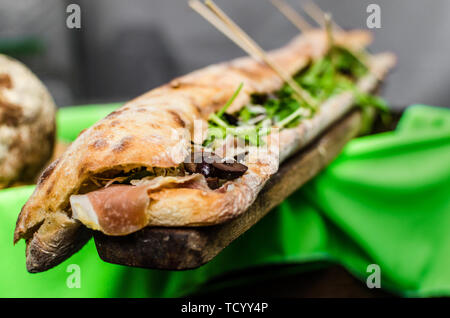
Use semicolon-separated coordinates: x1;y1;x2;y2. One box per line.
189;0;261;61
304;1;372;67
202;0;266;63
270;0;312;33
190;0;315;107
303;1;343;33
207;0;317;108
324;13;334;49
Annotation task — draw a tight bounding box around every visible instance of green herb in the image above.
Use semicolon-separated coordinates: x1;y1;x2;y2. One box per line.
209;113;230;128
216;82;244;117
205;46;388;148
354;90;388;112
204;83;244;147
332;47;369;79
238;106;252;122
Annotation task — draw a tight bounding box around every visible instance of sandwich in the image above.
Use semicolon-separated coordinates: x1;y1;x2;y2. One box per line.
14;29;395;273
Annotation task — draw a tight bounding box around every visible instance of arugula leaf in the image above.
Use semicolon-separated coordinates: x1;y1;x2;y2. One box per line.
206;46;388;148
216;82;244;117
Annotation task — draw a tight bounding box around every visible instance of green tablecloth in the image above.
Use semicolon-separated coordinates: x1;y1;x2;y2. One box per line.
0;104;448;297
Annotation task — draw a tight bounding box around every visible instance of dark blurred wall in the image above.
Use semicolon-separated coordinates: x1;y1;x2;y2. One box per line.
0;0;449;109
0;0;75;104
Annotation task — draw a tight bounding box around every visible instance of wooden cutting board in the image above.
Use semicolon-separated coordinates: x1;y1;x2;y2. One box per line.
94;110;363;270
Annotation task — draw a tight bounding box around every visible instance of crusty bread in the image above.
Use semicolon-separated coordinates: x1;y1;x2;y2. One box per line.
14;30;395;273
0;55;56;188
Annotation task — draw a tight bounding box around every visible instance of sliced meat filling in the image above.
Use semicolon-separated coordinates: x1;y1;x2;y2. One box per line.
70;174;211;235
70;152;248;236
72;184;150;236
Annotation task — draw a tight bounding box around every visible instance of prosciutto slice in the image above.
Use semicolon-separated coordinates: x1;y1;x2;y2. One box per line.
70;174;209;235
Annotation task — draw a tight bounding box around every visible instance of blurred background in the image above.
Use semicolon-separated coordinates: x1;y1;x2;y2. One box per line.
1;0;448;298
0;0;448;110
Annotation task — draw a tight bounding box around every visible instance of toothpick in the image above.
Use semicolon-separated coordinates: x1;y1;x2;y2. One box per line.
306;2;372;66
270;0;312;33
189;0;261;61
324;13;334;48
303;1;343;33
201;0;316;107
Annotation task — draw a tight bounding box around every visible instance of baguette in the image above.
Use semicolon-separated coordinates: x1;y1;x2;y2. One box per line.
14;30;395;273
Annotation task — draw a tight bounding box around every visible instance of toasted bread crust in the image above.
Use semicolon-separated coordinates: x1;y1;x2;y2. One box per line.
142;52;395;227
14;30;395;272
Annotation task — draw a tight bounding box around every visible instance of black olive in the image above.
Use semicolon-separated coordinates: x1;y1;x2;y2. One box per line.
222;113;239;126
185;150;248;181
206;177;220;189
197;162;214;177
211;161;248;180
251;93;268;105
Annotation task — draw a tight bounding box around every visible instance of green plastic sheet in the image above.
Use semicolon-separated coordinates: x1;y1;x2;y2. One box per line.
0;104;448;297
